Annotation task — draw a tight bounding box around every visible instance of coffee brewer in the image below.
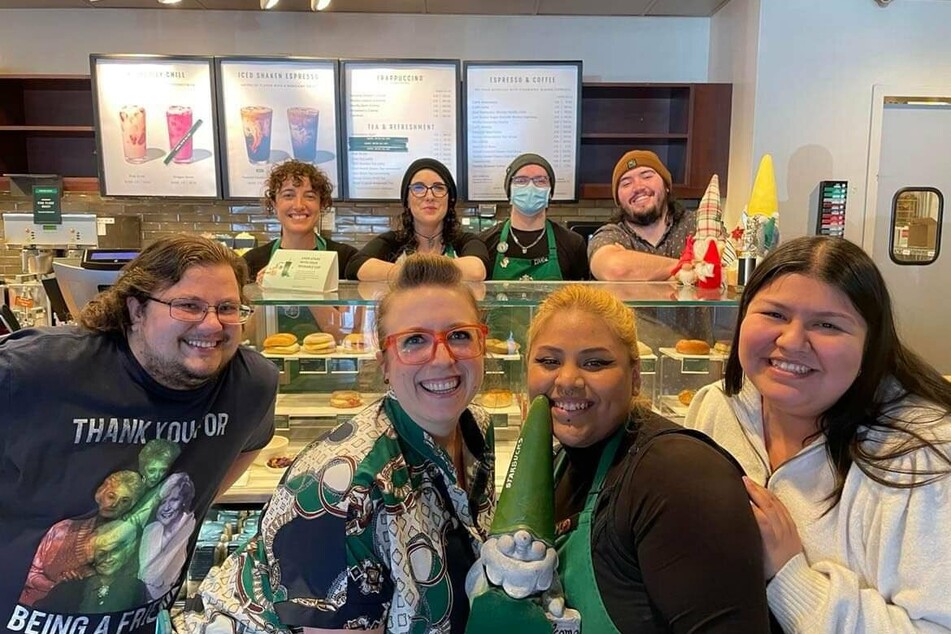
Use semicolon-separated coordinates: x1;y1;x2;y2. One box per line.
1;213;98;327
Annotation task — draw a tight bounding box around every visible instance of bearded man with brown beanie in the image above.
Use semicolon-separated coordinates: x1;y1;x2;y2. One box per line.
588;150;697;281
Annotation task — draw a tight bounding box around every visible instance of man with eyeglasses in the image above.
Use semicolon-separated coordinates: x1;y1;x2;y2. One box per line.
480;153;589;281
0;235;278;631
588;150;697;281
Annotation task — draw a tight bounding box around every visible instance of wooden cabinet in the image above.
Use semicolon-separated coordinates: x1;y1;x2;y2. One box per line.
0;75;99;192
579;83;732;200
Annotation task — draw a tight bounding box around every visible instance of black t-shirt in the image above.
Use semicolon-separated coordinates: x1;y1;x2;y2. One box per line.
243;237;359;281
344;230;491;279
554;411;771;633
0;326;278;634
480;220;590;281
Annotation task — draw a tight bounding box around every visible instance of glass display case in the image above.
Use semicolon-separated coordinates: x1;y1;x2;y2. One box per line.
218;280;741;505
189;280;740;590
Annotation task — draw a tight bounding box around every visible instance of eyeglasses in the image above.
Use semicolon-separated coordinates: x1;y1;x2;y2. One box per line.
408;182;450;198
146;297;253;325
511;175;551;188
382;324;488;365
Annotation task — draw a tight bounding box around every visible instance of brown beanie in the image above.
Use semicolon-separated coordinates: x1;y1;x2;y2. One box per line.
612;150;672;205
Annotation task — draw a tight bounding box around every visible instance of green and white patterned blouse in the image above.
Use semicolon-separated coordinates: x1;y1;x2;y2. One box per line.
183;396;496;634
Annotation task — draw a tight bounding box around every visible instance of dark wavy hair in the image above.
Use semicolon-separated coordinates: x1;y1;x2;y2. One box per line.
395;161;461;251
79;235;248;335
723;236;951;505
263;159;334;214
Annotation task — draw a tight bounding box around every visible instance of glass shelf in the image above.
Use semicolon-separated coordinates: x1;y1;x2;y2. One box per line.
245;280;743;308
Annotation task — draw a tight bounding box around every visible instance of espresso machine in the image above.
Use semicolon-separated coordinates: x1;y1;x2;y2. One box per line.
1;213;98;327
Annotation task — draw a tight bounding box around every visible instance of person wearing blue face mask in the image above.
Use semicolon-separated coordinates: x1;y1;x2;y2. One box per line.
480;153;589;281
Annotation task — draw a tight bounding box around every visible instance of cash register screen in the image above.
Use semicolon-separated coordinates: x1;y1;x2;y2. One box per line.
51;261;123;321
81;249;140;270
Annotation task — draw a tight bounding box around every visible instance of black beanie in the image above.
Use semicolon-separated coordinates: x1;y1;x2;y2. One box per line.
504;153;556;198
400;158;457;209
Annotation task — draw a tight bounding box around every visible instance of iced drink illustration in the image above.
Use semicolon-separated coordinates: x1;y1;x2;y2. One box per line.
287;107;319;162
241;106;273;164
119;105;147;163
166;106;194;163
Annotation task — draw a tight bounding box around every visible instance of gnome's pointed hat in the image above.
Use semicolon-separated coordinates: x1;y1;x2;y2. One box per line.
696;238;723;290
696;174;726;240
748;154;778;217
490;395;555;546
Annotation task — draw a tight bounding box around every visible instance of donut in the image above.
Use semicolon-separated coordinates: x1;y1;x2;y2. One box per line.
486;338;520;355
263;333;297;349
302;332;336;355
477;388;514;408
675;339;711;355
678;389;696;406
713;340;732;356
342;333;370;351
330;390;363;409
264;342;300;355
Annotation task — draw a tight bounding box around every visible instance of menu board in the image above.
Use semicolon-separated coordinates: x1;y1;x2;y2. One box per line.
91;55;221;198
465;61;581;201
216;57;340;200
342;60;460;200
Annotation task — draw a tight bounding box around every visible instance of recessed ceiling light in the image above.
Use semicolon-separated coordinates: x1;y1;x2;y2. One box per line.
261;0;280;8
312;0;331;10
157;0;183;4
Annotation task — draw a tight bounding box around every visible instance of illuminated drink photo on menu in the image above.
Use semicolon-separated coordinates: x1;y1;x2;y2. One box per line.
119;105;147;163
287;107;319;162
166;106;194;163
241;106;273;164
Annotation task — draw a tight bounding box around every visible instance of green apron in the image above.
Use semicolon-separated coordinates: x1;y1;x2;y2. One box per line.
554;428;625;634
491;220;562;281
269;235;327;338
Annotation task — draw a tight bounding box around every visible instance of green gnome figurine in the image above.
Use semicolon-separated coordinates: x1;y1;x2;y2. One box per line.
465;395;580;634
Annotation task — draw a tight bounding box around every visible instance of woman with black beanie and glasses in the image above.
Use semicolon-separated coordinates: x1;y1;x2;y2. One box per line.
347;158;490;281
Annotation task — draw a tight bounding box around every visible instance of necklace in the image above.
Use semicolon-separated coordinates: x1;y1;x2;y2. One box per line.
415;230;442;250
510;227;545;254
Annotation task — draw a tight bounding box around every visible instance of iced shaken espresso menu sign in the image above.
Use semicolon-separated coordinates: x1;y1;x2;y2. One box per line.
342;60;459;200
216;58;341;199
465;62;581;201
91;55;221;198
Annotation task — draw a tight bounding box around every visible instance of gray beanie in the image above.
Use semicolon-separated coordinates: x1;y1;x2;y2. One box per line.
504;153;556;198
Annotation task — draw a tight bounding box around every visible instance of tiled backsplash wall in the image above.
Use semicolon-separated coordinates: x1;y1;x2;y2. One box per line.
0;191;618;278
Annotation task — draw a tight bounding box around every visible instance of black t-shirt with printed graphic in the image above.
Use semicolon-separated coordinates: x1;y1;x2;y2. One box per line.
0;326;277;634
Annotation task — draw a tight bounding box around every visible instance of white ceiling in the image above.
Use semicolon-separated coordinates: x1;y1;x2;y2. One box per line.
0;0;732;17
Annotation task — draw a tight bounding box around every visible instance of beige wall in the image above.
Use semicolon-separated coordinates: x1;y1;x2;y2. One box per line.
0;7;708;277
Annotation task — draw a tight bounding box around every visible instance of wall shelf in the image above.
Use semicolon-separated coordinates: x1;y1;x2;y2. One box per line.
0;75;97;182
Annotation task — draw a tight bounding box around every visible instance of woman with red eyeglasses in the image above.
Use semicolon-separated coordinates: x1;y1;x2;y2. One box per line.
184;253;495;634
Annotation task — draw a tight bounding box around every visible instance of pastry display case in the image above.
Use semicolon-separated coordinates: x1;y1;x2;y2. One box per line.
218;280;741;505
189;280;740;590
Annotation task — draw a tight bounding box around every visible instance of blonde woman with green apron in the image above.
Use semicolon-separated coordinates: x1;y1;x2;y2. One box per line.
525;285;772;633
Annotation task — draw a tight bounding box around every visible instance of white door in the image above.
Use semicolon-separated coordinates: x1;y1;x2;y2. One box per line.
869;101;951;373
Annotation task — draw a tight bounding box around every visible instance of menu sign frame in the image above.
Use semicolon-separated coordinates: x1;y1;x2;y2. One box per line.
464;60;582;202
341;59;461;201
215;56;342;200
90;54;222;199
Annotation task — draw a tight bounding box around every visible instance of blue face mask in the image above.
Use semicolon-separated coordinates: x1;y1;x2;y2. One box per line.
510;184;550;216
